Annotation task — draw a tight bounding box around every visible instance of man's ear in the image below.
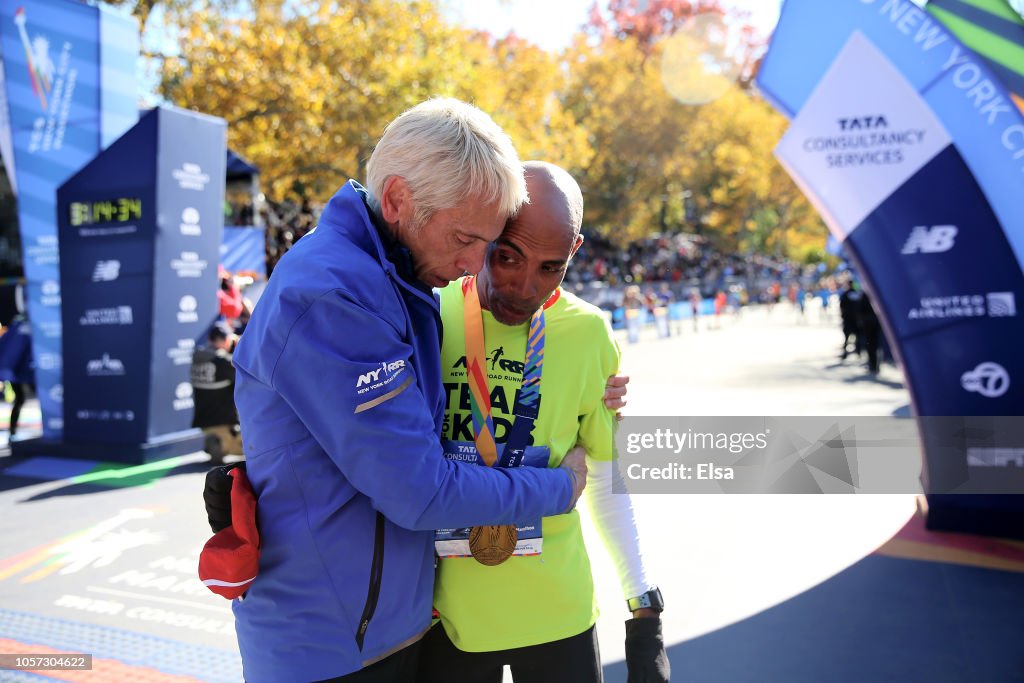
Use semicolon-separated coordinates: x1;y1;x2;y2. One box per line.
380;176;412;225
568;233;584;261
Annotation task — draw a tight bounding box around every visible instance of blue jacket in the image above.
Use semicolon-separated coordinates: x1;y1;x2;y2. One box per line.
231;182;573;681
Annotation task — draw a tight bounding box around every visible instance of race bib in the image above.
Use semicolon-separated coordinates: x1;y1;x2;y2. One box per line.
434;440;550;558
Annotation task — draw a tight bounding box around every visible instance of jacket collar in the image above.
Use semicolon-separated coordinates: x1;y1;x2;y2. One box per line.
319;180;435;302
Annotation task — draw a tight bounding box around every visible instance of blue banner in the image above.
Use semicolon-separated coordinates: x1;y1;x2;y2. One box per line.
148;107;226;440
57;107;225;445
759;0;1024;416
220;226;266;278
757;0;1024;528
0;0;136;439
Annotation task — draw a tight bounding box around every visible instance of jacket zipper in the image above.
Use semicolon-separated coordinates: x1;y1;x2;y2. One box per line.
356;512;386;651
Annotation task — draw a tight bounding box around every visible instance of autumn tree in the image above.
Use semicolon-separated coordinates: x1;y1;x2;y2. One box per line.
143;0;823;258
159;0;590;201
161;0;461;198
563;0;825;257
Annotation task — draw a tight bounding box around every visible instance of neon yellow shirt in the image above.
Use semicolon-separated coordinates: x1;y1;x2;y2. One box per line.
434;279;620;652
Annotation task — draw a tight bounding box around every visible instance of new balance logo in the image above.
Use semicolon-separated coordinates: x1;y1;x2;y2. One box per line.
901;225;957;254
92;260;121;282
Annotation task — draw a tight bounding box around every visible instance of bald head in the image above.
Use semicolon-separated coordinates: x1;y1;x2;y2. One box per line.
521;161;584;240
477;161;585;326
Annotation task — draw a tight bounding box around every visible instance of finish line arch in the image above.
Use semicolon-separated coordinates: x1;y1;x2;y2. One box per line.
757;0;1024;537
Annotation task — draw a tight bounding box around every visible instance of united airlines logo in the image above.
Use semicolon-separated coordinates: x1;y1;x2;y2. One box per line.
80;306;133;326
986;292;1017;317
908;292;1017;321
14;8;54;112
901;225;957;254
961;362;1010;399
92;260;121;282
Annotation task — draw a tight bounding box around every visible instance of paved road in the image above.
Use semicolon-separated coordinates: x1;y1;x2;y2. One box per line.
582;303;919;671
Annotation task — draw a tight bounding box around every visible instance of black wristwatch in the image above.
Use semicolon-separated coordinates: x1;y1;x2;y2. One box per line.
627;586;664;613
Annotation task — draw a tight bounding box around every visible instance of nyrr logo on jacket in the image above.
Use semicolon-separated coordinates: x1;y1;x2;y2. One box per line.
355;359;407;393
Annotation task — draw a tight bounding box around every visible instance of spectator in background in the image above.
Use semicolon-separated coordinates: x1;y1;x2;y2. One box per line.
643;286;658;316
857;291;882;375
191;321;241;465
234;298;254;336
218;265;244;320
689;288;700;332
839;281;863;361
657;282;675;307
713;290;727;329
0;314;34;440
623;284;645;344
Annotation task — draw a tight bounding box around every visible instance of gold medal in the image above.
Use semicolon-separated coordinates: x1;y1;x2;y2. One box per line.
468;525;517;566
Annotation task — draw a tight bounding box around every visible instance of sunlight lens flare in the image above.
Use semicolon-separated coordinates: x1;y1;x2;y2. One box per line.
659;13;740;105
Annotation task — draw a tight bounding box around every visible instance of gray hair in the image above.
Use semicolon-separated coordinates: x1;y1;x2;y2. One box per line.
366;98;528;226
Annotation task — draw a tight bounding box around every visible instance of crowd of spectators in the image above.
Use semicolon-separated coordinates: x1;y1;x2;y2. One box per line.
244;198;839;316
260;199;320;276
563;231;832;312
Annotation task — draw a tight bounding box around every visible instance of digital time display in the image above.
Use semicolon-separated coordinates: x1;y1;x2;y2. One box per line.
69;198;143;226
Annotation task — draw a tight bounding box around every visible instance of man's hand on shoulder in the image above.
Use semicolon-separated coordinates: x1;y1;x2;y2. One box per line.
604;374;629;414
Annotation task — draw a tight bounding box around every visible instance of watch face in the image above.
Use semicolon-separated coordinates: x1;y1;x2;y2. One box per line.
629;588;664;612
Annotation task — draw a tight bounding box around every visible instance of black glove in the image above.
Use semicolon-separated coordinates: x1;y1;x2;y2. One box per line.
625;617;670;683
204;461;246;533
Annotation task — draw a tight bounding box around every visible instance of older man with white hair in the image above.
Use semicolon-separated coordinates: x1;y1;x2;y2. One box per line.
228;99;590;682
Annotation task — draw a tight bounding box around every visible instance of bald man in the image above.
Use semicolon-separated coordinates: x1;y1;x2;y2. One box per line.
419;162;669;683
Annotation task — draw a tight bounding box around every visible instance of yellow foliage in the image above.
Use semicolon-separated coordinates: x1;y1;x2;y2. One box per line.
155;0;826;257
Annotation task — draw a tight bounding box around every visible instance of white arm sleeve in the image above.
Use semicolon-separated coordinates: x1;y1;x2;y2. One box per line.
584;456;654;601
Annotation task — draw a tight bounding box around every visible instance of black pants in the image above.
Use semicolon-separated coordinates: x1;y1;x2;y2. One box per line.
8;382;27;436
314;639;422;683
417;623;602;683
862;324;880;373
